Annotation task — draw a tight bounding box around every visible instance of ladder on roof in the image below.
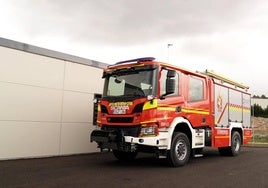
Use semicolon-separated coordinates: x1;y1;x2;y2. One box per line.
203;70;249;90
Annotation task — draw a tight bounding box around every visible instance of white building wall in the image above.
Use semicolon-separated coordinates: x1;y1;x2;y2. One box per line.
0;43;105;160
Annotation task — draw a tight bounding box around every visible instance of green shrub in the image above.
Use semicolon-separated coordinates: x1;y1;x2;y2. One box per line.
253;134;268;143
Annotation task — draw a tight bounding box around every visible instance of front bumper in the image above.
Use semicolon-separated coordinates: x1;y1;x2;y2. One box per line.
90;129;169;151
124;132;168;149
90;130;117;143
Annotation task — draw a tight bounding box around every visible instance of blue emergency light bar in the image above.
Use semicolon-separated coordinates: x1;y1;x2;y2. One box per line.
115;57;155;65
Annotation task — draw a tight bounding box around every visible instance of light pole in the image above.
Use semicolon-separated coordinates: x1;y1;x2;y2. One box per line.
167;43;173;63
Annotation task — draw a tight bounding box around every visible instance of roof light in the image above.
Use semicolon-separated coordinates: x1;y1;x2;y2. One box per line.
115;57;155;65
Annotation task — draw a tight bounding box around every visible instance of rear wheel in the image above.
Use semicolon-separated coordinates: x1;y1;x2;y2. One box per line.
167;132;191;167
112;150;138;161
218;131;241;156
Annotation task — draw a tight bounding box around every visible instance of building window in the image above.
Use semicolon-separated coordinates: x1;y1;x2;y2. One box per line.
93;94;102;125
189;77;204;102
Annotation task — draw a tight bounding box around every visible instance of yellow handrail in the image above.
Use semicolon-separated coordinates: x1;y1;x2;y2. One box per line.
203;70;249;90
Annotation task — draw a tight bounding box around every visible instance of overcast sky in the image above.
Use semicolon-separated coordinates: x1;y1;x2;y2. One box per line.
0;0;268;96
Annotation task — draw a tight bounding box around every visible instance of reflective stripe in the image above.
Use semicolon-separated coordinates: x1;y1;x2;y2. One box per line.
181;108;209;115
229;105;250;113
157;107;176;111
141;120;157;124
144;101;209;115
215;136;229;139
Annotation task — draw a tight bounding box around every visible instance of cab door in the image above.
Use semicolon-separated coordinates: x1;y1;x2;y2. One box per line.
157;68;185;128
184;75;210;128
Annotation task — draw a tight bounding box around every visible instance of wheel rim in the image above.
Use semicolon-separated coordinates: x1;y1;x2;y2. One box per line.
175;139;187;160
233;135;240;152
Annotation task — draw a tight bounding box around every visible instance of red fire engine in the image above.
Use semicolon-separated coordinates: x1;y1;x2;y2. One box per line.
90;57;252;167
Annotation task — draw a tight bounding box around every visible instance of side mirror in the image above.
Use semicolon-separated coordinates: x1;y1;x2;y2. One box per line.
161;69;176;99
167;69;176;78
166;78;175;95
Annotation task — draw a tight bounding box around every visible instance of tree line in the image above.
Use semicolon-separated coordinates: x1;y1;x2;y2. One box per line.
252;95;268;99
251;94;268;117
251;104;268;118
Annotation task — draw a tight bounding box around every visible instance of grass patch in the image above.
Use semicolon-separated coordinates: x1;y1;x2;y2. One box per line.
252;134;268;143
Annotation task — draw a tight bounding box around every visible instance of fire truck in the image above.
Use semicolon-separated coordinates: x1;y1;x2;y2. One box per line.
90;57;252;167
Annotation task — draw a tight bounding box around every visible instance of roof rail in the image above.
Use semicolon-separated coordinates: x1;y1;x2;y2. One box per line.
203;70;249;90
115;57;155;65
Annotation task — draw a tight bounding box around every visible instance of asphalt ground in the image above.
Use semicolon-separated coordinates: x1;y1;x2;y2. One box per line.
0;147;267;188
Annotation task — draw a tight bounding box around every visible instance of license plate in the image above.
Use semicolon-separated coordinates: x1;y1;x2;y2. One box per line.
113;109;126;114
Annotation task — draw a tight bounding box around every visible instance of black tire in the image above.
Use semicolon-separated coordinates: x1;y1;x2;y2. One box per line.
218;131;241;156
167;132;191;167
112;150;138;161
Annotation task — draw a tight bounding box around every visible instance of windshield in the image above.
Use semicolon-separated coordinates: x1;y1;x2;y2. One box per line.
103;65;157;100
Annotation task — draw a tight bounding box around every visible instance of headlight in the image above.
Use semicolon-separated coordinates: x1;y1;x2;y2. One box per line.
140;125;158;136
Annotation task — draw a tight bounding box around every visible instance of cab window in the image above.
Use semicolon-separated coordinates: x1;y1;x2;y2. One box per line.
189;76;204;102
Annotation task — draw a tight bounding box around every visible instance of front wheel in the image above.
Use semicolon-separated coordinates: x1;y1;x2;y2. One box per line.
167;132;191;167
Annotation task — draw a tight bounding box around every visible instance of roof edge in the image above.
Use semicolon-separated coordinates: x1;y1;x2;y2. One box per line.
0;37;108;69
